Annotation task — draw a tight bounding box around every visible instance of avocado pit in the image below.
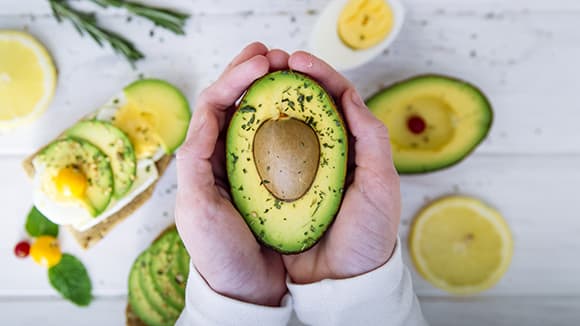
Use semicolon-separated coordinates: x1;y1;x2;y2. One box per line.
253;117;320;201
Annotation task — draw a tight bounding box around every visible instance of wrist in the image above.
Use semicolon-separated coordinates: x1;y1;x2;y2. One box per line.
200;268;287;307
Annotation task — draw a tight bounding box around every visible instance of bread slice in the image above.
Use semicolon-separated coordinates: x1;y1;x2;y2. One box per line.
22;141;173;249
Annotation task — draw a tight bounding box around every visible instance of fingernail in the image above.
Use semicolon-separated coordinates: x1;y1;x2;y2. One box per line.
350;89;365;108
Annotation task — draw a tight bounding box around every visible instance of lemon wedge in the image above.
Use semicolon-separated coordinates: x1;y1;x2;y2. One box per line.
409;196;513;294
0;30;56;132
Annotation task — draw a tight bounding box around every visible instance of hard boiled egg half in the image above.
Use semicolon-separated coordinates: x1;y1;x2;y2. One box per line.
309;0;405;71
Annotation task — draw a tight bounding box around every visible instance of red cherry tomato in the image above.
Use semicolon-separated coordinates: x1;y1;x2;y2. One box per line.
14;241;31;258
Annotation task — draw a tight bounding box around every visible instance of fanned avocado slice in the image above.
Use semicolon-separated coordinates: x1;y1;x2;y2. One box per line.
175;242;190;296
35;138;113;216
65;120;136;198
128;229;189;326
128;251;169;326
122;79;191;154
149;232;185;310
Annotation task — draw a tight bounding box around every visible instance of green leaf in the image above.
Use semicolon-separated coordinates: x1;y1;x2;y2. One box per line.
25;207;59;237
48;254;93;306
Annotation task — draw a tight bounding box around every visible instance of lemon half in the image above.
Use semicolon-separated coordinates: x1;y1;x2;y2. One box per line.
0;30;56;132
409;196;513;294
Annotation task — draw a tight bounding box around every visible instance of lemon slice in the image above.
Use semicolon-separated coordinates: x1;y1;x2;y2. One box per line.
0;30;56;132
409;196;513;294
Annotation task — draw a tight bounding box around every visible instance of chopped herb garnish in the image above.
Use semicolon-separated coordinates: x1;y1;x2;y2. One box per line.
239;106;256;113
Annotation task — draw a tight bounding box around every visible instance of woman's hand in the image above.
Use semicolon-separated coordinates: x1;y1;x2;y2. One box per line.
175;42;290;306
281;52;401;284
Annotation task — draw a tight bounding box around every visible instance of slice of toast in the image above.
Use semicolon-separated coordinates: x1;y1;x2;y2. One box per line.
22;142;173;250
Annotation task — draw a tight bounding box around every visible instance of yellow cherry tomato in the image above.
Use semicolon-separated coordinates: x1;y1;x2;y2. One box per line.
30;236;62;268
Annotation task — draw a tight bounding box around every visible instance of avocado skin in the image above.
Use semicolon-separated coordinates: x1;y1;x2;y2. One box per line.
226;70;348;254
128;229;190;326
366;74;493;174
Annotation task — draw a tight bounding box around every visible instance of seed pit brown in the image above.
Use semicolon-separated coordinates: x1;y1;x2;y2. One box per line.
253;118;319;201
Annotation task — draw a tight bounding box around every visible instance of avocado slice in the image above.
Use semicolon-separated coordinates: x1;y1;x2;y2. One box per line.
366;75;493;174
148;231;185;310
175;242;190;296
122;79;191;154
226;71;348;254
129;250;173;326
65;120;136;198
128;229;188;326
35;138;113;216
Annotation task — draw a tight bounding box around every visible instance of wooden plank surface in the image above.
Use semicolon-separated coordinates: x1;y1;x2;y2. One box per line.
1;296;579;326
2;0;580;324
3;154;580;296
1;7;580;154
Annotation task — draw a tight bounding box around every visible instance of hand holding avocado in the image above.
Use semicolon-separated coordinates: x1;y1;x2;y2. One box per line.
175;42;401;305
278;51;400;284
175;43;288;307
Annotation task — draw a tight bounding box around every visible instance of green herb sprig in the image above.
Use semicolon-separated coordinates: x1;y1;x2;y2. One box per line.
49;0;144;64
90;0;189;35
47;0;189;65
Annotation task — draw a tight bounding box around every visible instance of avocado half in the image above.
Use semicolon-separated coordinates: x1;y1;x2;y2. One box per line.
366;74;493;174
226;70;348;254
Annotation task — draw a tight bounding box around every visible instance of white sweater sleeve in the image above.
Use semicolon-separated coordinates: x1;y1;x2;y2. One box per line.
177;238;426;326
176;263;293;326
287;238;428;326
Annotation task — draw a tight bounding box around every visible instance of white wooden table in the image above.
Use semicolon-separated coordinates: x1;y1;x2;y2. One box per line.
2;0;580;325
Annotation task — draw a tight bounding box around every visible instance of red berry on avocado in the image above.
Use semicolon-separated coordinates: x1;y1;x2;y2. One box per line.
407;115;426;134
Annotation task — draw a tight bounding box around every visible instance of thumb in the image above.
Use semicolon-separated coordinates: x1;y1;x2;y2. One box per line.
341;88;397;176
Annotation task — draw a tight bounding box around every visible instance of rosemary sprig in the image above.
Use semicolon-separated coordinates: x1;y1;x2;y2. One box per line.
49;0;144;64
90;0;190;35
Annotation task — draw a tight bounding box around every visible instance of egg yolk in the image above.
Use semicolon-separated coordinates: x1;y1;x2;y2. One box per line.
113;102;161;159
338;0;394;50
53;166;87;200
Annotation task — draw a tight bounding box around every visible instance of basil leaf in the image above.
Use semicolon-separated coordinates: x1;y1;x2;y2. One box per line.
25;207;59;237
48;254;92;306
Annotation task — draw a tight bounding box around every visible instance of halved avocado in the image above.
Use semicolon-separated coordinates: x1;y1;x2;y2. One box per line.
65;120;136;198
226;71;348;254
366;75;493;174
35;138;113;215
122;79;191;154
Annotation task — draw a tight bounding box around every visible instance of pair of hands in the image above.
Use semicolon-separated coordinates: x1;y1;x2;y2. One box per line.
175;42;401;307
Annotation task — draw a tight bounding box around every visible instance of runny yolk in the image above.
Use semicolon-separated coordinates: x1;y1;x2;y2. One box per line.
338;0;394;50
53;167;87;200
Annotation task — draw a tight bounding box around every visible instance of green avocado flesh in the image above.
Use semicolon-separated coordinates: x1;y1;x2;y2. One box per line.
366;75;493;174
36;138;113;216
226;71;348;254
128;229;190;326
65;120;136;198
123;79;192;154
